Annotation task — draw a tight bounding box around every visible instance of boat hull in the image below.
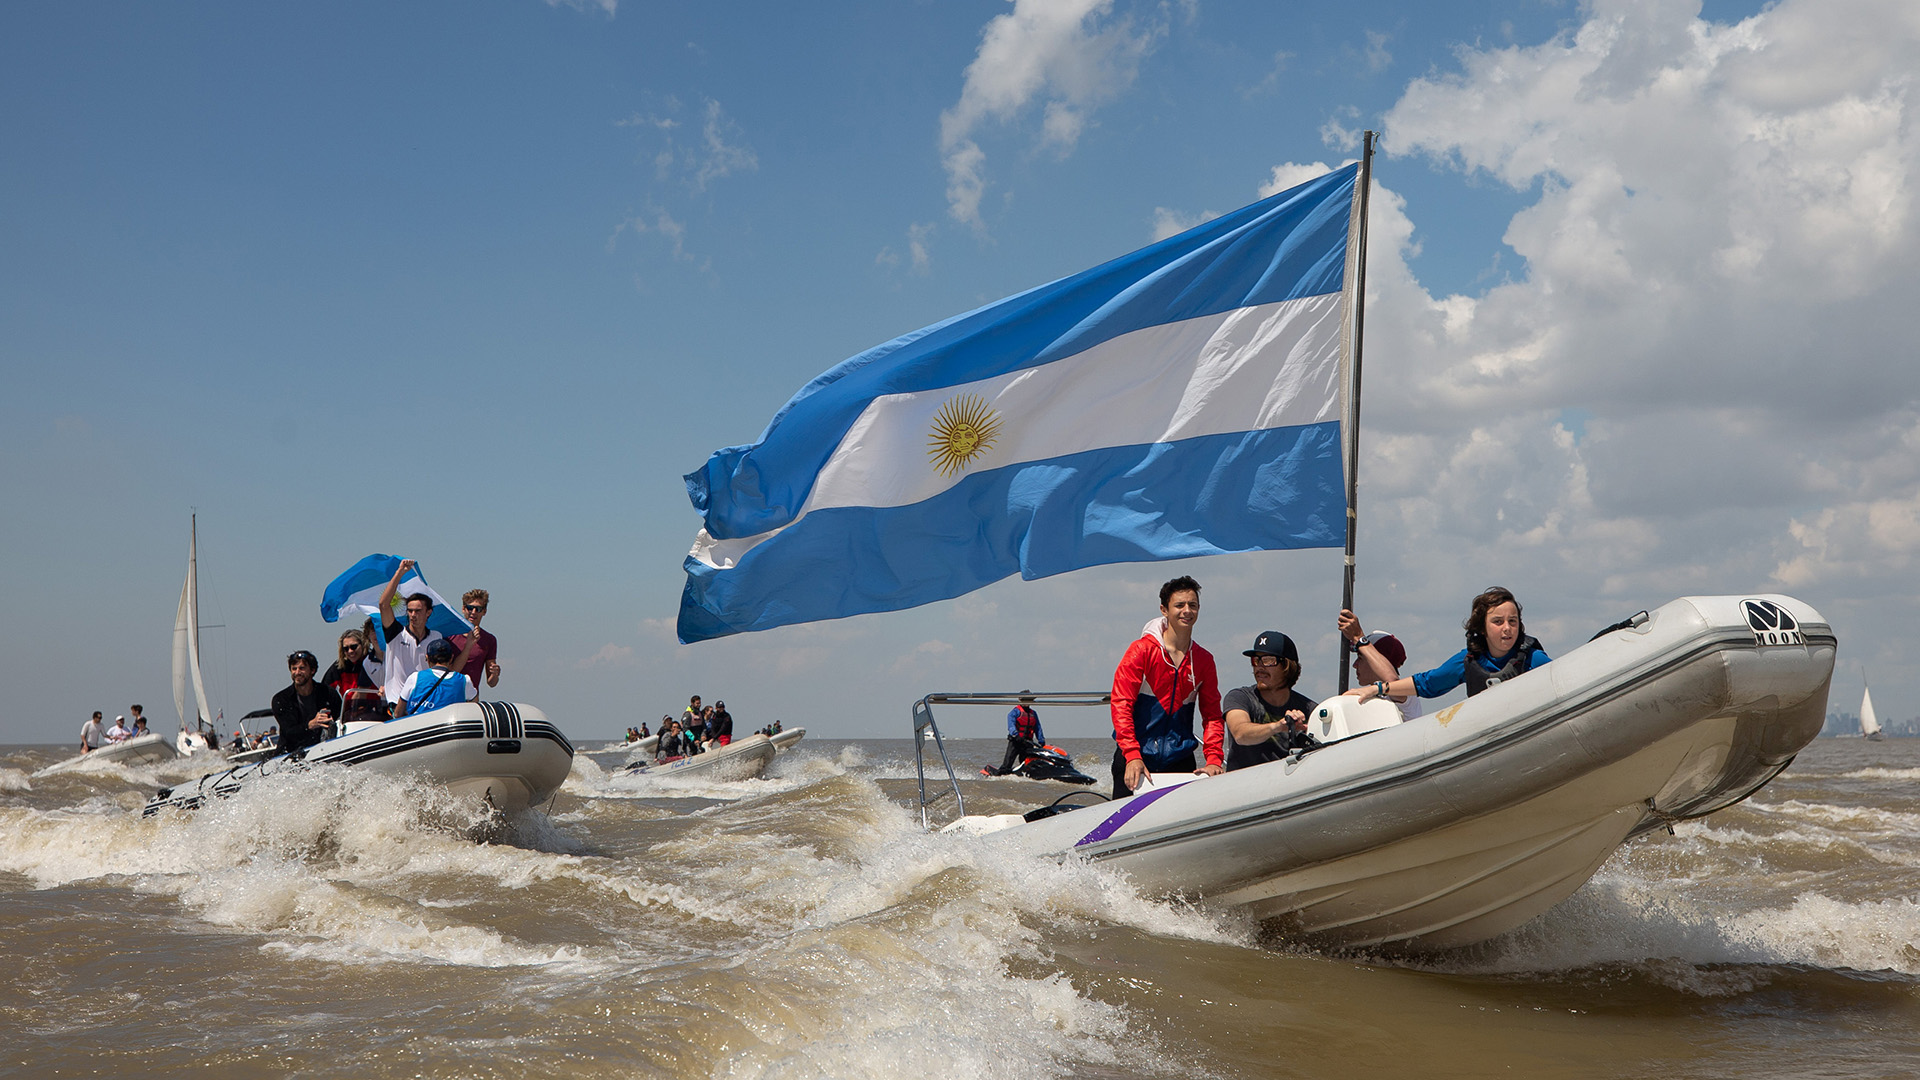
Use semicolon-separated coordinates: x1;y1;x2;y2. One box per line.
143;702;574;815
984;595;1834;950
36;734;179;777
625;734;777;781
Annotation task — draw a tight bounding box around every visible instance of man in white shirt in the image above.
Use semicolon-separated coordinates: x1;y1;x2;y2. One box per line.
106;716;133;743
79;711;106;754
374;559;445;706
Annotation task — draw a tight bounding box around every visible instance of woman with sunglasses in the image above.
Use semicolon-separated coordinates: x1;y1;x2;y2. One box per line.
322;629;388;724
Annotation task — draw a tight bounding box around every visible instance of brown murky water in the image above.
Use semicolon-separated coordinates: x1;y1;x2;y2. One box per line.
3;737;1916;1078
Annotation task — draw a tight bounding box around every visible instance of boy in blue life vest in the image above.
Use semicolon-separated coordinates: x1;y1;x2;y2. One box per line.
396;639;478;717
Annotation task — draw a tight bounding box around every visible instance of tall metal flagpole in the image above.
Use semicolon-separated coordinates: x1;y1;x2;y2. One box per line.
1338;131;1376;693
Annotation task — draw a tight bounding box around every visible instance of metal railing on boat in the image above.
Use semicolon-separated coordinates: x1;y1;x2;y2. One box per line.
911;690;1110;830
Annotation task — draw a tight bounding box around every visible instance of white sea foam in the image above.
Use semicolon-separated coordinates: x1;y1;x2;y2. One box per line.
1430;847;1920;983
0;768;30;792
1842;767;1920;782
596;774;1206;1079
0;766;631;970
179;855;598;969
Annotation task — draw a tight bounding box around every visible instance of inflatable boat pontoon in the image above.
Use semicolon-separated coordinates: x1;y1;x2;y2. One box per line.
142;701;575;816
619;725;805;764
916;595;1835;951
35;733;180;777
624;732;781;781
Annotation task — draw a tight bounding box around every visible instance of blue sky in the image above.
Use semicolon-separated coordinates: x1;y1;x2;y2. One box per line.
7;0;1916;745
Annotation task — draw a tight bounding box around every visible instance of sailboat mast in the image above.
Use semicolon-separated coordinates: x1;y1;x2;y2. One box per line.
1338;131;1376;693
186;515;214;733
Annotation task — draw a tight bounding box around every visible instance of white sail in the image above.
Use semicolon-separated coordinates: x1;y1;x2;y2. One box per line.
171;516;214;733
1861;686;1883;739
172;571;193;727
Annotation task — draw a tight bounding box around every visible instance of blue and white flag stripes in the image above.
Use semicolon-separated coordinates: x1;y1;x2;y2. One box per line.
321;555;472;640
678;163;1360;644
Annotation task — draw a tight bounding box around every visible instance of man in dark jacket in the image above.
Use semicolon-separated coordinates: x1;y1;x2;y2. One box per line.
271;650;342;758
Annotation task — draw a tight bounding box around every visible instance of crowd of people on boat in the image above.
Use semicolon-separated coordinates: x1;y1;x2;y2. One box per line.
72;561;504;762
630;694;770;762
616;696;791;763
265;561;502;758
1008;574;1550;800
75;706;156;753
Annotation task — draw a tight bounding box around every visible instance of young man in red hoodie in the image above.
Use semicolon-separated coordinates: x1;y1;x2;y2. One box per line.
1108;575;1226;799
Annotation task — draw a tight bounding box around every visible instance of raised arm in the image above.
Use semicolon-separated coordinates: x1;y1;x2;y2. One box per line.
375;559;416;622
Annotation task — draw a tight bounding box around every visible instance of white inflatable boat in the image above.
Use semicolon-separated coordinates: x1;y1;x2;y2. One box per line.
142;701;575;816
35;733;180;777
621;726;805;766
920;595;1834;951
623;732;781;781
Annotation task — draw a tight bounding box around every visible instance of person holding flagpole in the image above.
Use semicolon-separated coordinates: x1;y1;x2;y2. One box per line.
1109;575;1226;799
375;559;450;708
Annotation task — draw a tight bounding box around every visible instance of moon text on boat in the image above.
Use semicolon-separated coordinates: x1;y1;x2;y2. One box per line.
1741;599;1804;646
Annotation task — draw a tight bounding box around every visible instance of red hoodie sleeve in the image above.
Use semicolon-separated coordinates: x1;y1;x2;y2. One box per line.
1110;637;1151;763
1194;645;1225;767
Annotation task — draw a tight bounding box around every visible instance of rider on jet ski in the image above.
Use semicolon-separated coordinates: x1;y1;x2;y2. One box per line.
987;695;1046;776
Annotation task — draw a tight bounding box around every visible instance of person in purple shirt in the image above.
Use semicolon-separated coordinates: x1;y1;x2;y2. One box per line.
448;589;500;697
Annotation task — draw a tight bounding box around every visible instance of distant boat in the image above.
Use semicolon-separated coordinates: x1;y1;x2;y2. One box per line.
1861;685;1886;741
171;514;218;758
34;732;179;778
623;733;780;781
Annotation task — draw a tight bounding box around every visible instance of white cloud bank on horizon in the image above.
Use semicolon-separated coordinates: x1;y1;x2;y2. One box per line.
940;0;1168;233
1329;0;1920;670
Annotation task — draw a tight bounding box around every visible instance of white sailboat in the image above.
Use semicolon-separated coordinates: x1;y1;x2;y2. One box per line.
173;514;220;756
1861;683;1885;741
34;520;213;776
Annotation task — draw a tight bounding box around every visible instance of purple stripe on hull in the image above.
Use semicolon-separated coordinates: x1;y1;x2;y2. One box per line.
1076;784;1181;847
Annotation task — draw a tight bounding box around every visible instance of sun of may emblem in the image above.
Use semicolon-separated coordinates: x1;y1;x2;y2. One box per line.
926;393;1003;478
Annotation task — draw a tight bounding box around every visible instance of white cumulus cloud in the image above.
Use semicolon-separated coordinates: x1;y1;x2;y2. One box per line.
940;0;1166;232
1329;0;1920;667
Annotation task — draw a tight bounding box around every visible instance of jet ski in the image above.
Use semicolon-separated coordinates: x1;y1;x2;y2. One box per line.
980;740;1097;785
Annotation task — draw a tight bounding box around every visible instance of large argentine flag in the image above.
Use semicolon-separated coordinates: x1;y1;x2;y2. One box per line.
321;555;472;640
679;164;1360;644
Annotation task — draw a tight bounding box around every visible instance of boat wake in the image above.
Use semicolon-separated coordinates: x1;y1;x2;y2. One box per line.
1388;807;1920;986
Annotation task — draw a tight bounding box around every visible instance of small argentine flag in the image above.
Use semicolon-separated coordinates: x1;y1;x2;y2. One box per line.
678;164;1361;644
321;555;472;640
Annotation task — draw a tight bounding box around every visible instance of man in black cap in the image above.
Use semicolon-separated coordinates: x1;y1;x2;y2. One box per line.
1222;630;1317;771
271;650;342;758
